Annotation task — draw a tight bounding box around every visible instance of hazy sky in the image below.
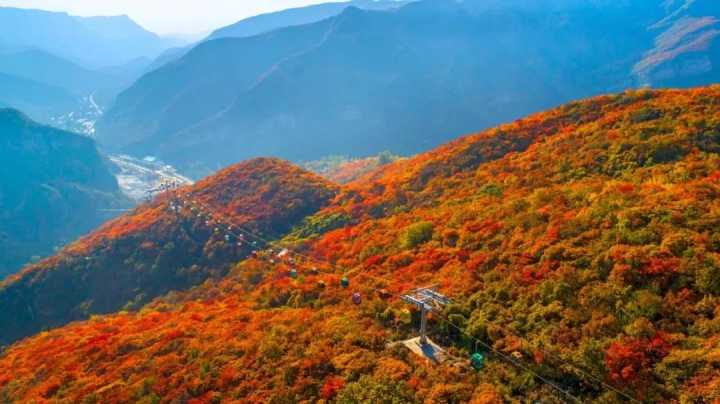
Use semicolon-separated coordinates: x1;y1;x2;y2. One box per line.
0;0;338;36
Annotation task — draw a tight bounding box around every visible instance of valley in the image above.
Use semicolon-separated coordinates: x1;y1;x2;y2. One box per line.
109;154;193;202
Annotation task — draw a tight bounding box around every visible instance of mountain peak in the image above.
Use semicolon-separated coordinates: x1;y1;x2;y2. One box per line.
206;0;410;41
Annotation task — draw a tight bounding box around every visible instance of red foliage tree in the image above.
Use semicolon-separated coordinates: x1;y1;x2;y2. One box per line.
320;376;346;400
605;333;671;389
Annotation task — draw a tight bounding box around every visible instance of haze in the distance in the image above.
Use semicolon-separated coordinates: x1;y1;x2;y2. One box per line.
0;0;337;35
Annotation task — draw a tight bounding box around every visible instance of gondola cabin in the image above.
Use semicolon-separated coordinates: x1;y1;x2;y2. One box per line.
471;352;485;370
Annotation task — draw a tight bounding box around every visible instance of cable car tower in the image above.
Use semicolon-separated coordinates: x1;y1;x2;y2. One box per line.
398;286;451;363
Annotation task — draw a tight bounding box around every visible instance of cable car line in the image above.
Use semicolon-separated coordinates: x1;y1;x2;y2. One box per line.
441;318;582;403
155;187;636;403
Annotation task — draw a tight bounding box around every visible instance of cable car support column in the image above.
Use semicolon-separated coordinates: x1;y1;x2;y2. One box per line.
395;286;451;364
419;303;428;345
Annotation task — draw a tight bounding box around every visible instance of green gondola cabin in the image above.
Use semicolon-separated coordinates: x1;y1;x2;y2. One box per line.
471;352;485;370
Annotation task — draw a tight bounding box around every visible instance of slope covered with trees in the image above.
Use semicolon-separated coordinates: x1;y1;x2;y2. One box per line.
3;87;720;402
0;158;337;345
0;109;129;278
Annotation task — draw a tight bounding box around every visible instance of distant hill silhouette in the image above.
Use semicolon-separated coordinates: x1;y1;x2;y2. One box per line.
0;72;79;122
0;7;182;128
0;49;117;95
0;7;182;68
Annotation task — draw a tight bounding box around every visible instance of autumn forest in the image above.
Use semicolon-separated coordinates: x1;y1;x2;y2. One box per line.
2;87;720;402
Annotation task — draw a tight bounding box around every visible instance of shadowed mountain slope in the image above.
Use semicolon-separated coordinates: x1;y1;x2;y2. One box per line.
0;109;129;278
0;73;79;122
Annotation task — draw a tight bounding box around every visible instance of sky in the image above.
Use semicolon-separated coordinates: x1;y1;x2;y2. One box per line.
0;0;338;36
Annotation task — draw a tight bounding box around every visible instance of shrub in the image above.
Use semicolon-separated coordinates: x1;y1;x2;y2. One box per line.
696;255;720;295
400;222;434;249
605;333;671;388
630;107;661;123
321;376;345;400
480;184;503;198
336;376;416;403
624;290;663;322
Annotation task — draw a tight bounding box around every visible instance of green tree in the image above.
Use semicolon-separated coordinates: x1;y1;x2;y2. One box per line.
336;376;417;404
378;150;397;165
696;255;720;295
400;222;434;249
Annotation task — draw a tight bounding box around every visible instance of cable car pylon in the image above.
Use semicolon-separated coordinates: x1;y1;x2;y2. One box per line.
394;285;451;364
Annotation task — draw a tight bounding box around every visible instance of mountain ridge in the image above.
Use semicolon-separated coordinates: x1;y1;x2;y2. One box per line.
0;49;114;96
0;6;181;68
3;87;720;401
0;72;79;122
98;0;720;177
207;0;410;41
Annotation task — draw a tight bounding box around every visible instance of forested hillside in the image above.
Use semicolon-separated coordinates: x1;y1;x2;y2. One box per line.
0;109;129;278
2;87;720;402
0;158;336;345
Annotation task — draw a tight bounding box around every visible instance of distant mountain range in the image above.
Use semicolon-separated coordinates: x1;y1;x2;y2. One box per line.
207;0;410;41
0;72;78;122
0;49;133;116
0;109;131;278
97;0;720;178
0;7;182;68
139;0;411;79
0;49;111;95
0;7;183;131
0;48;143;132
